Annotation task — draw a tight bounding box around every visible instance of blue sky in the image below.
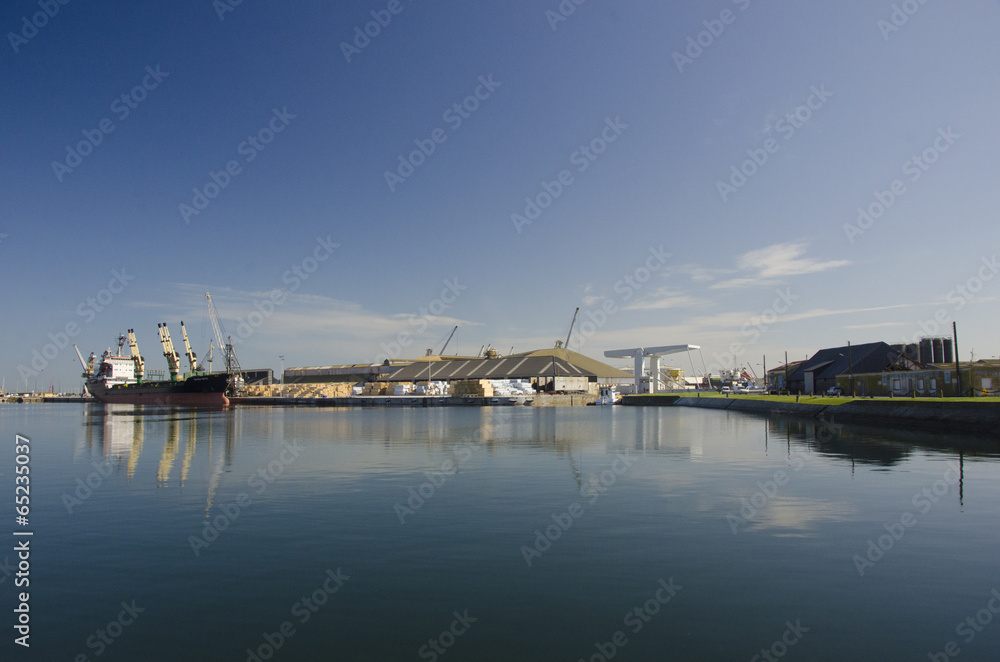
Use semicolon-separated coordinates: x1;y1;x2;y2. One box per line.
4;0;1000;390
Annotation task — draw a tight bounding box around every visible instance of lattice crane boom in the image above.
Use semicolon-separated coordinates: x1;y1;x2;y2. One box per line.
205;292;242;374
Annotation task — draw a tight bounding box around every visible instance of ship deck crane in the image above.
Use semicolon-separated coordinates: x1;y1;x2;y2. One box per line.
73;344;95;378
157;323;182;381
127;329;145;381
180;321;198;373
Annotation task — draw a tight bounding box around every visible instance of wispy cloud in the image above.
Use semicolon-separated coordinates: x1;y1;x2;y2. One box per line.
668;263;734;283
623;287;707;312
842;322;907;330
712;242;848;289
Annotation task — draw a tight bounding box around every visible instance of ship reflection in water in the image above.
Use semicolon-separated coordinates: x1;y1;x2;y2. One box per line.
20;405;1000;660
81;404;238;494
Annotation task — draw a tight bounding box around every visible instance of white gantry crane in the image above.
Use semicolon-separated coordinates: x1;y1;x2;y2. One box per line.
604;345;700;394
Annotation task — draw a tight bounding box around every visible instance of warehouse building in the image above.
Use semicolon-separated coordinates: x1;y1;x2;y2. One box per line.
787;342;922;395
383;347;631;392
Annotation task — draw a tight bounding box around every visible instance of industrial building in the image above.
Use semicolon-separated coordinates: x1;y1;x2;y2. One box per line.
269;347;630;398
839;359;1000;397
786;342;923;395
384;347;630;390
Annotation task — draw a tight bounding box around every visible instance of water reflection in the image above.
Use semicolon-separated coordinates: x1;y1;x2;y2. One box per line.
80;403;239;489
9;403;1000;661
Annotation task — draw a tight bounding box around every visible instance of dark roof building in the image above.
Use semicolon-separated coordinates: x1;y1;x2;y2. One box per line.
787;342;922;394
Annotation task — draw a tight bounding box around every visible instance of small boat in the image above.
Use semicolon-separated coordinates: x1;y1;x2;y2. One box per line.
594;385;619;406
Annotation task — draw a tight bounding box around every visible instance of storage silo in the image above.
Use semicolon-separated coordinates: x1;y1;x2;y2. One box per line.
919;338;933;364
932;338;944;363
943;338;954;364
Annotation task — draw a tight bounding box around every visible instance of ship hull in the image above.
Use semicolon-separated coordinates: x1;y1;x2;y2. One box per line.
86;373;230;406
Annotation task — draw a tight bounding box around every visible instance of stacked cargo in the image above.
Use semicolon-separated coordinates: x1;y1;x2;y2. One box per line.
413;381;449;395
242;383;355;398
361;382;392;395
489;379;536;396
451;380;495;397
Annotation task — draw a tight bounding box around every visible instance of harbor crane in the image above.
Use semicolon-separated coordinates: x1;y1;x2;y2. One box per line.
564;307;579;349
428;325;459;356
205;292;244;393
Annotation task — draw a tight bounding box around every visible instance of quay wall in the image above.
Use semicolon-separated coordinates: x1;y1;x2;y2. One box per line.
667;396;1000;435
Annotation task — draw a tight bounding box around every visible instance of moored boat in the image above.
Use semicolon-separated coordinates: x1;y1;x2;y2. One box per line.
79;324;231;406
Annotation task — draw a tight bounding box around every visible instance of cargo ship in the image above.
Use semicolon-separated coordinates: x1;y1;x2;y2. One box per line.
77;323;231;406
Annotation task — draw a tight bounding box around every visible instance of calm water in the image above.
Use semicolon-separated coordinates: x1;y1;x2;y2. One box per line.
3;403;1000;661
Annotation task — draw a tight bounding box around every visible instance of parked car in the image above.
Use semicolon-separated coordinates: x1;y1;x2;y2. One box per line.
826;386;843;396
